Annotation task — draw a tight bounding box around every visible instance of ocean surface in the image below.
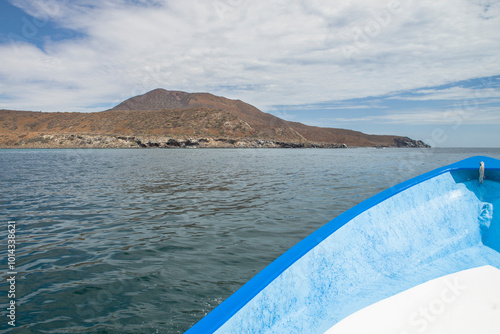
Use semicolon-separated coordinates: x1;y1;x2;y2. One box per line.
1;147;500;333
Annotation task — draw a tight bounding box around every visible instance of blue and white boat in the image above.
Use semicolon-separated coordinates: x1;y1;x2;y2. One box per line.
186;156;500;334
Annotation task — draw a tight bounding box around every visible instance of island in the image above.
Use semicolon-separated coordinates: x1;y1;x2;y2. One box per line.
0;89;429;149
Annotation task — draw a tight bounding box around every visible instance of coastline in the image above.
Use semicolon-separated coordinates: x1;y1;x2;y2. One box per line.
0;133;430;149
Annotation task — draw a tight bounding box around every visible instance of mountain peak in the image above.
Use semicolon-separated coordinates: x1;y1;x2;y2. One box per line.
111;89;193;111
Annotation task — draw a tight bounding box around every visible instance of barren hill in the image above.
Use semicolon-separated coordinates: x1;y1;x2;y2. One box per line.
0;89;429;148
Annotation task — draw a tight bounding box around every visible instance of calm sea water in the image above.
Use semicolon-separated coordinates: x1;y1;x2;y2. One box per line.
1;147;500;333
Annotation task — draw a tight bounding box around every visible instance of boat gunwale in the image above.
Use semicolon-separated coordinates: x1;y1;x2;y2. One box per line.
185;155;500;333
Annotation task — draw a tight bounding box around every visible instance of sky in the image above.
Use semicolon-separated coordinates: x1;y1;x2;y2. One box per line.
0;0;499;147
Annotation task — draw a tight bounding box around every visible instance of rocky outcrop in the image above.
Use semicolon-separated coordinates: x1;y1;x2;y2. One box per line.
1;133;353;149
1;132;431;149
133;136;350;149
2;134;138;148
394;137;431;148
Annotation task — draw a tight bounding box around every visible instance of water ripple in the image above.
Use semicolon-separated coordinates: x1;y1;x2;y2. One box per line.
1;148;500;333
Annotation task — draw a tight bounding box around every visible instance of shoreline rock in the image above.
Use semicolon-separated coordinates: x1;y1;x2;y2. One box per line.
0;133;430;149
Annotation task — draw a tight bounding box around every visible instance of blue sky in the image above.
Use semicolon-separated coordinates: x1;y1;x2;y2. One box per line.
1;0;499;147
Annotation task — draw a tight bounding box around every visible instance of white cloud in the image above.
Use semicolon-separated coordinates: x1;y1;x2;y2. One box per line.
0;0;500;112
391;86;500;101
316;107;500;125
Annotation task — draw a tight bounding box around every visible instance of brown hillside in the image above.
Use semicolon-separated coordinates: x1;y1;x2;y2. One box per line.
0;89;429;148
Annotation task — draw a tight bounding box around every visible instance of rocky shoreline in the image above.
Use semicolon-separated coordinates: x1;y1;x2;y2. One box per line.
0;133;430;149
0;134;349;149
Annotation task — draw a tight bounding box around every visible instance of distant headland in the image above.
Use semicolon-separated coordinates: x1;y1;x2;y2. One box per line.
0;89;429;149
